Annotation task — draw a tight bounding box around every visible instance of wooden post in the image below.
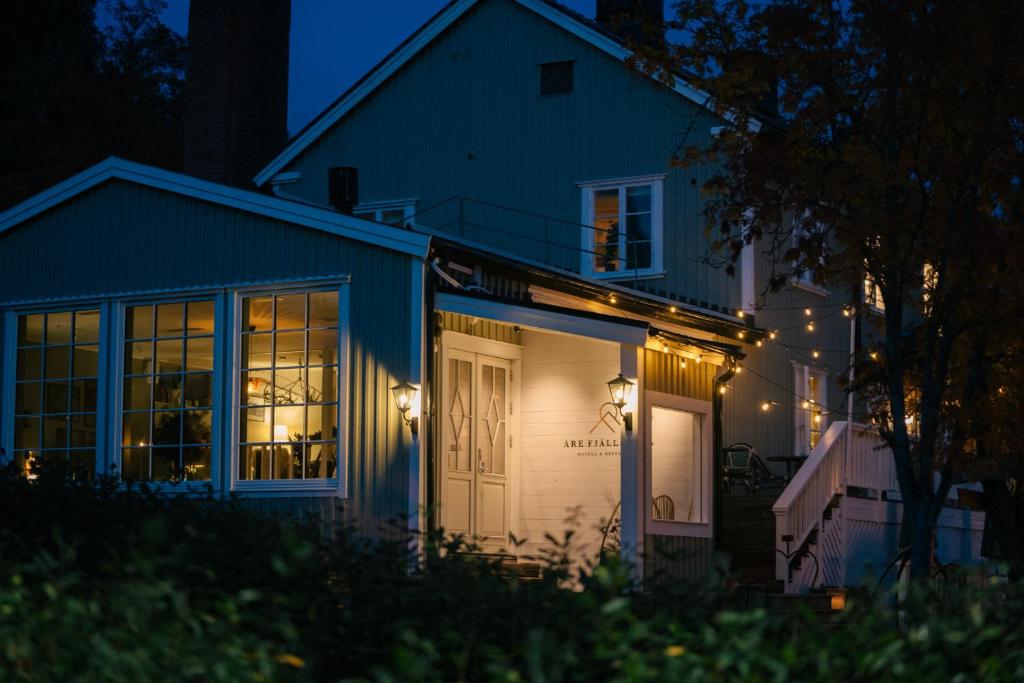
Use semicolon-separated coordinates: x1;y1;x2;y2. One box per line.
619;343;643;584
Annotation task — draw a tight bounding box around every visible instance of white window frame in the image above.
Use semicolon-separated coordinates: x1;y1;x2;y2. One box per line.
644;391;713;538
112;291;227;493
352;198;418;226
229;280;350;497
864;270;885;314
789;213;829;296
793;363;828;456
2;302;112;479
578;174;665;280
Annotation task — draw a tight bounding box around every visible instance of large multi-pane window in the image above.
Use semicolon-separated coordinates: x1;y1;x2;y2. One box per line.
582;178;663;277
239;291;340;481
121;301;215;482
13;310;100;476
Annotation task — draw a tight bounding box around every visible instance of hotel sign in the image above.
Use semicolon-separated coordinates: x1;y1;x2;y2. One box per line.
562;405;620;457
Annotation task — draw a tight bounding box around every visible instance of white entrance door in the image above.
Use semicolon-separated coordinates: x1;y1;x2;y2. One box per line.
440;342;516;552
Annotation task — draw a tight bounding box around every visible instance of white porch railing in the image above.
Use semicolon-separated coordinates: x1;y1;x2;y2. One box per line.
773;422;987;593
773;421;847;592
773;422;895;592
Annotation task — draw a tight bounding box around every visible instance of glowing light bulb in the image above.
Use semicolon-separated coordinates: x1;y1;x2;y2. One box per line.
679;359;687;369
801;400;810;409
737;310;745;318
669;305;677;313
870;351;879;360
755;340;763;347
663;344;669;353
609;295;617;304
719;385;727;395
814;414;822;424
696;354;703;364
737;331;746;339
807;322;815;332
769;331;778;340
762;402;771;411
812;350;820;359
804;308;812;316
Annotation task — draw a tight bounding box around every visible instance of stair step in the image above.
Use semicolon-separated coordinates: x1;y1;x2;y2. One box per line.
499;559;542;579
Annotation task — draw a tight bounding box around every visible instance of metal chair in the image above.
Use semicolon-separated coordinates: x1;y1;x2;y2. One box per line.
722;442;773;493
651;494;675;521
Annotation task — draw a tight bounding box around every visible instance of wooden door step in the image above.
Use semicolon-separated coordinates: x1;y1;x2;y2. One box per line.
499;558;542;579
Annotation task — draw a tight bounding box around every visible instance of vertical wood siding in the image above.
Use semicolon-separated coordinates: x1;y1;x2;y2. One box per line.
274;0;858;490
642;348;716;577
440;311;521;345
644;534;714;582
723;247;856;470
283;0;739;313
0;180;416;539
643;347;715;400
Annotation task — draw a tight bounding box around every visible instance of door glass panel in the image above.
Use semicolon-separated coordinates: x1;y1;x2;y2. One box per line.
479;364;507;476
447;358;472;472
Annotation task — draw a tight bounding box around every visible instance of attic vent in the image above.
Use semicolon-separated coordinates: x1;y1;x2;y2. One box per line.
539;61;574;96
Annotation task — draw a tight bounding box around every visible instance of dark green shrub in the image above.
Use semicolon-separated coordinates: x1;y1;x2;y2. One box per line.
1;462;1023;682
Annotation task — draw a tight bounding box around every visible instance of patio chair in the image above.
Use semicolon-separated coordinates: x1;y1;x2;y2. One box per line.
651;494;675;521
722;442;774;493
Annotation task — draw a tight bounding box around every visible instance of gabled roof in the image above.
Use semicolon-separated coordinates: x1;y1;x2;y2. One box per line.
0;157;431;258
254;0;757;187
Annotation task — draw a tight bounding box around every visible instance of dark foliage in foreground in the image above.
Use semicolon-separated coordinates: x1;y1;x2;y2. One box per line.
1;464;1022;682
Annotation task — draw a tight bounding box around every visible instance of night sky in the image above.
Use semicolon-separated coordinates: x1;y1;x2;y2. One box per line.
160;0;597;134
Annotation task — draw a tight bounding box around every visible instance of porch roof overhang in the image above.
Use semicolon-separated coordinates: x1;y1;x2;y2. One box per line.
428;235;763;352
436;290;650;346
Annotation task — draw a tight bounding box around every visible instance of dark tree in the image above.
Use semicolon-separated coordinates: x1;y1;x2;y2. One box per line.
0;0;186;210
635;0;1024;580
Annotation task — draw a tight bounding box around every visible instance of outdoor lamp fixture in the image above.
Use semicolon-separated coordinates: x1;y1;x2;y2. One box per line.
391;380;420;435
606;373;635;431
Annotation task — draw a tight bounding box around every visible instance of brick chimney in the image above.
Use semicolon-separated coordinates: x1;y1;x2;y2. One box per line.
596;0;664;48
183;0;291;187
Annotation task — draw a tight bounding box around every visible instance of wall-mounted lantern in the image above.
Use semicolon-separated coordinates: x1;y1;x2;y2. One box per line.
391;380;420;435
606;373;635;431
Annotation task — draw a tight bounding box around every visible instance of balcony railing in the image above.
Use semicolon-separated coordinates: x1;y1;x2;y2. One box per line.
407;196;653;282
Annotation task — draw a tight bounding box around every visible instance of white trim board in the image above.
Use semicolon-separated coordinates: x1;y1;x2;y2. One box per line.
0;157;431;259
252;0;760;186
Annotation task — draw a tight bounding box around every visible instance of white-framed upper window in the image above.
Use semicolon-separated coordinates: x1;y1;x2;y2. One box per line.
353;199;417;227
580;175;664;279
645;391;712;538
235;286;345;491
790;213;828;294
864;270;885;313
794;364;827;456
119;299;217;483
9;308;102;479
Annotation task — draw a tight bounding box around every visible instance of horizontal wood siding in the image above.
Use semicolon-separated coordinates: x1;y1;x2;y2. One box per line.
0;180;416;539
283;0;739;313
519;330;620;565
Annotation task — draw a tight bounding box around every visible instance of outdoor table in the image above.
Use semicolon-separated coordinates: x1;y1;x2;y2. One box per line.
766;454;808;483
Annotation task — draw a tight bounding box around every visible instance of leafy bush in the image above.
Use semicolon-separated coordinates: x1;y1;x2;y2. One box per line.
1;462;1023;682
